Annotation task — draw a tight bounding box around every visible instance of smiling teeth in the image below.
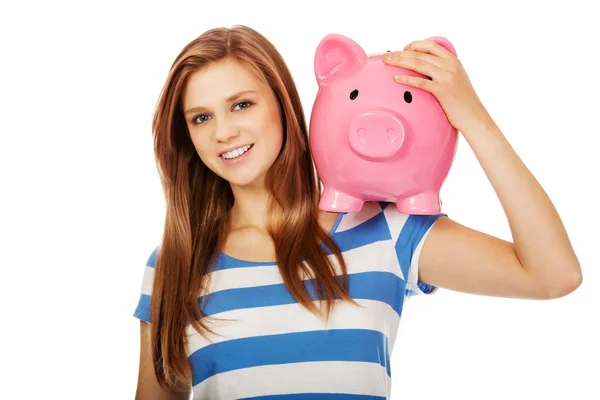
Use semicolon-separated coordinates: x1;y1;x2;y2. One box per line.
221;144;252;159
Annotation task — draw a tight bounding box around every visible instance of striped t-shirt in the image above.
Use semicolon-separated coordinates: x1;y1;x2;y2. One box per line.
134;201;445;399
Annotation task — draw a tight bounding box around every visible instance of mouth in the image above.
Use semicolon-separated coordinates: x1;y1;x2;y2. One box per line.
220;144;254;161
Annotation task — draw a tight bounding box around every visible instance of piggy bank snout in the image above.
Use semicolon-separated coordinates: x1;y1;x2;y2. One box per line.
348;110;405;161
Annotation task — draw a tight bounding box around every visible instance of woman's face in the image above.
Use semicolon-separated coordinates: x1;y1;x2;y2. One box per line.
182;58;283;189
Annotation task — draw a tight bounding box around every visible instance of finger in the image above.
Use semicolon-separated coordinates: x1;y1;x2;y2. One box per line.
404;40;453;59
394;74;437;93
386;56;443;81
384;50;445;68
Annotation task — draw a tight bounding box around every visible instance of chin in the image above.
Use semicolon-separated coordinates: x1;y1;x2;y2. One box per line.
227;173;266;189
218;164;268;187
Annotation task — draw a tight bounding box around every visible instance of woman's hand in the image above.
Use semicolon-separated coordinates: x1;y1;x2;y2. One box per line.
383;39;493;135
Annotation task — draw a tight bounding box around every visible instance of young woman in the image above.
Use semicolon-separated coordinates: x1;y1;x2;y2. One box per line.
133;25;582;399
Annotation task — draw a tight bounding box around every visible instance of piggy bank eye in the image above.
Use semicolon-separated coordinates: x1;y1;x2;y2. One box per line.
404;91;413;103
349;89;359;100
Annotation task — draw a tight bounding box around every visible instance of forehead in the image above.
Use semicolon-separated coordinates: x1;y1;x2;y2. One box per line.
183;59;264;106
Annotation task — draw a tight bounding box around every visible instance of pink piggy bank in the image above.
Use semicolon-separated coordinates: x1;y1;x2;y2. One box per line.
309;33;459;215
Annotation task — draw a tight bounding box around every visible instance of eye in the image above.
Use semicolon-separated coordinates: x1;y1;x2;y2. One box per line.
349;89;359;100
233;100;253;110
192;114;211;125
404;91;412;103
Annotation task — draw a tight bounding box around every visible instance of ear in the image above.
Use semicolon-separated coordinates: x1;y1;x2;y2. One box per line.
314;34;367;85
424;36;457;56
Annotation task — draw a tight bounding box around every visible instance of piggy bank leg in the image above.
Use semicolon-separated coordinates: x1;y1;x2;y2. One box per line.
319;187;364;212
396;192;441;215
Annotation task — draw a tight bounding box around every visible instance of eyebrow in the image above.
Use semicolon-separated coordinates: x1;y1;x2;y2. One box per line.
184;90;257;116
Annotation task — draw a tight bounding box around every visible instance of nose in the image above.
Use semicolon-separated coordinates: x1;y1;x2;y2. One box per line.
214;119;240;142
347;110;405;161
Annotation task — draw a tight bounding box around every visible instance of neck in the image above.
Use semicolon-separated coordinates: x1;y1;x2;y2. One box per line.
227;184;272;232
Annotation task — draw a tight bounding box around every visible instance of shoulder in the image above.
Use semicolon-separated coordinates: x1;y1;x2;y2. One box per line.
133;245;160;323
333;201;445;245
146;245;160;268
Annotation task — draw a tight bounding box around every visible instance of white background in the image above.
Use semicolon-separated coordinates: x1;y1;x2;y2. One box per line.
1;0;598;399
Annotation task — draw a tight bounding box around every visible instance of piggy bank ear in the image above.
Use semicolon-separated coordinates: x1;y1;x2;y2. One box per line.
424;36;457;56
314;34;367;85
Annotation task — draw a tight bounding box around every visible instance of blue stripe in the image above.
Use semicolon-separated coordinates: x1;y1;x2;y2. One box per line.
329;210;391;255
217;252;277;269
146;246;159;269
330;210;344;233
189;329;391;386
416;281;435;294
240;394;386;400
133;293;151;323
198;270;407;317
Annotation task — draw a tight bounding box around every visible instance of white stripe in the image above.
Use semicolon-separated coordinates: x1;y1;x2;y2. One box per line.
335;202;383;232
186;298;401;357
382;203;409;243
191;360;391;399
141;266;154;296
205;239;403;294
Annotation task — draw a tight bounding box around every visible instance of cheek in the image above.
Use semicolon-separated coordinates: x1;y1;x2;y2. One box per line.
270;103;282;126
190;134;213;161
264;106;283;141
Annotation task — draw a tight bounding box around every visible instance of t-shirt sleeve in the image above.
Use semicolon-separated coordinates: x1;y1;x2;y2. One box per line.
381;202;446;298
133;246;159;323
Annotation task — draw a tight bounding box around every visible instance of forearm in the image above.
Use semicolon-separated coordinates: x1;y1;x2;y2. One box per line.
460;117;582;295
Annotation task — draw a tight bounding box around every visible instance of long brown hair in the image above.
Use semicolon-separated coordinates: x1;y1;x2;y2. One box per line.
149;25;361;390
